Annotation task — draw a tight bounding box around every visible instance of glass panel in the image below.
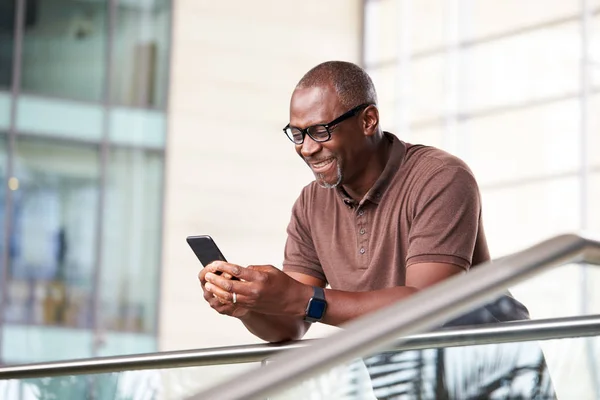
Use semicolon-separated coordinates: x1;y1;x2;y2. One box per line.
0;0;14;89
111;0;171;109
4;138;99;336
590;172;600;234
16;95;103;140
411;0;447;53
0;131;6;303
509;263;598;321
266;338;589;399
20;0;107;102
0;363;259;399
592;15;600;88
462;22;580;112
409;55;446;122
366;66;396;109
2;325;93;363
96;332;155;357
410;124;445;149
591;94;600;168
109;107;166;148
0;91;10;130
363;0;398;66
462;0;578;41
99;148;163;336
481;176;581;257
461;99;580;187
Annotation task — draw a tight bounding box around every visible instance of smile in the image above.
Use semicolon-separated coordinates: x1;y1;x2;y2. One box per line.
310;158;336;173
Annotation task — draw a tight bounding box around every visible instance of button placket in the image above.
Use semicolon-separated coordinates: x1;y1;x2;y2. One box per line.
356;207;369;268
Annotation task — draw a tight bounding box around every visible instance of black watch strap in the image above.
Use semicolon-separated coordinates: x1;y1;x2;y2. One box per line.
304;286;327;323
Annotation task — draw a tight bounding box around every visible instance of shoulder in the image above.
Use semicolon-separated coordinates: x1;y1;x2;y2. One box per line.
403;144;475;179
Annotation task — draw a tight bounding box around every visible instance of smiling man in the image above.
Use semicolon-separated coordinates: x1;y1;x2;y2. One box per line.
199;60;491;342
197;61;556;400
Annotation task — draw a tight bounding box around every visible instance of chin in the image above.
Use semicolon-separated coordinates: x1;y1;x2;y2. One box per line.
316;174;343;189
313;159;344;189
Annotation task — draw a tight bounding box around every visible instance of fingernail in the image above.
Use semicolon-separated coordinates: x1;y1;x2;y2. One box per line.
205;283;212;291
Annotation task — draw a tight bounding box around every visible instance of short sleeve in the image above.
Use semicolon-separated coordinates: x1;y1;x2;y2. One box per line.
406;165;482;270
283;187;327;283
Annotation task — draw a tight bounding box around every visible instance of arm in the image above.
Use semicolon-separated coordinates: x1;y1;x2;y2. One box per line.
206;261;464;330
236;272;323;342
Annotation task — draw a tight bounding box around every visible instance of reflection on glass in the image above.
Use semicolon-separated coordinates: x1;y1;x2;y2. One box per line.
20;0;106;102
0;371;161;400
100;148;163;334
0;363;258;399
362;342;555;400
269;338;569;400
0;133;6;300
111;0;170;108
0;1;14;89
4;138;99;329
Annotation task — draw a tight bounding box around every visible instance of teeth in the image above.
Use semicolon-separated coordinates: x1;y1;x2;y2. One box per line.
314;159;333;168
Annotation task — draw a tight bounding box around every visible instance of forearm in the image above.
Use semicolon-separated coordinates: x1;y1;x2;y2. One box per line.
321;286;419;326
239;311;310;343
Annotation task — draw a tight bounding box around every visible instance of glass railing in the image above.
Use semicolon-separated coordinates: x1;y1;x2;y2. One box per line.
0;233;598;399
190;233;600;399
0;314;599;399
272;333;600;399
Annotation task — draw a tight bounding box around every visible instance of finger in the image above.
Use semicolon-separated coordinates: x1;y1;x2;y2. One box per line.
211;262;267;282
198;267;210;284
208;298;235;315
221;272;233;280
204;281;235;303
205;261;243;274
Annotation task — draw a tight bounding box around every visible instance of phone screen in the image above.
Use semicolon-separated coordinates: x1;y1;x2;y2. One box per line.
186;235;227;267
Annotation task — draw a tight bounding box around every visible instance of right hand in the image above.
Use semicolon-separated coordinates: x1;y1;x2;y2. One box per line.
198;263;250;319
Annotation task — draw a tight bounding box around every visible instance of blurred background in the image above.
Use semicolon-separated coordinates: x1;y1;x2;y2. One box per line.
0;0;599;397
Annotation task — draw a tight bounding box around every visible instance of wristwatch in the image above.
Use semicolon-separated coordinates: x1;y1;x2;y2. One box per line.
304;286;327;323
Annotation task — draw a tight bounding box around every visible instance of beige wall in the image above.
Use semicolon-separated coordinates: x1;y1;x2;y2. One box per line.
160;0;362;352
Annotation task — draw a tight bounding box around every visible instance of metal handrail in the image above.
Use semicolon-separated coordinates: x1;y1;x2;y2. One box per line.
189;233;600;400
1;314;599;380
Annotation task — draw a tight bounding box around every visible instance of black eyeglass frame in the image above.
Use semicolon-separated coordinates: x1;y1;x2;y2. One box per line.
283;103;374;144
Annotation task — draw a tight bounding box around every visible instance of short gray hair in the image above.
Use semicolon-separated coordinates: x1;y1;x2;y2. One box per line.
296;61;378;109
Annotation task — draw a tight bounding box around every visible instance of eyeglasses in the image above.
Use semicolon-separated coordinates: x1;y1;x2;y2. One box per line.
283;103;373;145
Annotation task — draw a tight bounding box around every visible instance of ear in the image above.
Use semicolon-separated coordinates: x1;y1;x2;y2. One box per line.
362;105;379;137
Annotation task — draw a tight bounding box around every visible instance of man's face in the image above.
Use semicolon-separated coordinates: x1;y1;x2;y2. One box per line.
289;85;365;189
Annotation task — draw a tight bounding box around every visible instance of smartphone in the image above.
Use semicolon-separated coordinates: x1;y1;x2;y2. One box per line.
186;235;227;266
187;235;238;279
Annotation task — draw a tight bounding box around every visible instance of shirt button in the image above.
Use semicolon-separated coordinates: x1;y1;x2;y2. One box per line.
359;248;365;254
360;228;365;235
358;210;364;216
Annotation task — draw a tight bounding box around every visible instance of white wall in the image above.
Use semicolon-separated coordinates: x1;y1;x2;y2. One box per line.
160;0;362;354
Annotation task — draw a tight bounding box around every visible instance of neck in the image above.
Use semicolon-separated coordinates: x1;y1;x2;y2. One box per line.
342;135;391;201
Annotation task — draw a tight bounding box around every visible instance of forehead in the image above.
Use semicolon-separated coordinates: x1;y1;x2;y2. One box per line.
289;85;341;128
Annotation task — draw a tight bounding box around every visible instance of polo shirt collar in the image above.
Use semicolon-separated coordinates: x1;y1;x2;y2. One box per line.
337;132;406;207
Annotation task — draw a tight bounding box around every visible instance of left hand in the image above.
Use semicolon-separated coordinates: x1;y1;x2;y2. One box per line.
204;261;312;317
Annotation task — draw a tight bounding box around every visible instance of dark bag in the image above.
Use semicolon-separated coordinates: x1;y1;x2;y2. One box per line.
442;291;531;327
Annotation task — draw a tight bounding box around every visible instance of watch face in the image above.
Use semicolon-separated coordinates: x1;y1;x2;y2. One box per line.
307;298;327;319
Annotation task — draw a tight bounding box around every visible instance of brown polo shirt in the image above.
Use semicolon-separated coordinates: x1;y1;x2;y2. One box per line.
283;132;489;291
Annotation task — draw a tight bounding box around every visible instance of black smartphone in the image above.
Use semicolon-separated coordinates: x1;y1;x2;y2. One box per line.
186;235;227;266
187;235;238;279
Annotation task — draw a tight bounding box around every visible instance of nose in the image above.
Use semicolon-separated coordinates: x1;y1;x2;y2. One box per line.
299;135;322;158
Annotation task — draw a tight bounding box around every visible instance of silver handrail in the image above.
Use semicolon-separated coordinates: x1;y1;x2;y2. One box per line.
1;314;599;380
189;233;600;400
